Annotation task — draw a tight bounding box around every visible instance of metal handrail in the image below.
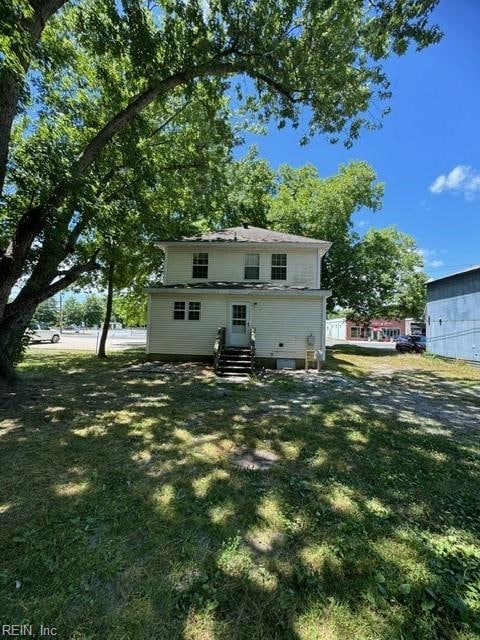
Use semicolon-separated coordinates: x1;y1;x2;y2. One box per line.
250;326;256;356
213;326;226;372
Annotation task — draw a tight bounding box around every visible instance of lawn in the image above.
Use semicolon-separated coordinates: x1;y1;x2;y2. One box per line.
0;347;479;639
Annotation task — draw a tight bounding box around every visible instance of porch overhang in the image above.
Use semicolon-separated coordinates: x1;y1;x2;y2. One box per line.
144;286;332;298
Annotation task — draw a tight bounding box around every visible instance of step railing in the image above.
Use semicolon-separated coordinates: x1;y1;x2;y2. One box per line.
213;326;226;373
249;326;256;357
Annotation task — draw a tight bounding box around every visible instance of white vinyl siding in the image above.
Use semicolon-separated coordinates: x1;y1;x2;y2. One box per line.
147;293;326;359
165;247;319;287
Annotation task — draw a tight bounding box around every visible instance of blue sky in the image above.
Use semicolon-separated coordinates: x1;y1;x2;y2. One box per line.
235;0;480;279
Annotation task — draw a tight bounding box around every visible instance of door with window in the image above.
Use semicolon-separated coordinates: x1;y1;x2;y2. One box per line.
227;302;250;347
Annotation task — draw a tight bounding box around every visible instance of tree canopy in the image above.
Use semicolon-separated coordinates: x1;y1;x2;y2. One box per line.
0;0;440;378
268;161;384;311
352;226;427;321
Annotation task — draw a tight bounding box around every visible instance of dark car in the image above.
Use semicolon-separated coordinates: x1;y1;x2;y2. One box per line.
395;335;426;353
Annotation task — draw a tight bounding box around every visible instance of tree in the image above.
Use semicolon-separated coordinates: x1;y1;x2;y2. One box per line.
268;161;384;309
62;297;84;327
82;294;105;328
217;147;275;228
32;298;59;326
351;227;427;321
114;294;147;328
0;0;441;379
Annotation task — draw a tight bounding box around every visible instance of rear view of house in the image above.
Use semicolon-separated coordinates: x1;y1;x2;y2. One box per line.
426;265;480;364
145;225;332;373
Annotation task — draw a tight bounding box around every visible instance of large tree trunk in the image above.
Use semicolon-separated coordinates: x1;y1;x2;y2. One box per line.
0;252;99;382
0;305;37;383
97;260;114;359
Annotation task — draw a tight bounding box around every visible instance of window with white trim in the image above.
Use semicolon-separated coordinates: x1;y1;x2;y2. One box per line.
173;301;186;320
271;253;287;280
244;253;260;279
173;301;201;321
188;302;201;321
192;253;208;278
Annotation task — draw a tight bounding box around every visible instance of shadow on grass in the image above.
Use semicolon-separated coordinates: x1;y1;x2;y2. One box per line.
0;349;479;639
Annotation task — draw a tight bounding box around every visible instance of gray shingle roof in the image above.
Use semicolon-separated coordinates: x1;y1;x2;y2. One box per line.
179;225;327;244
160;281;321;291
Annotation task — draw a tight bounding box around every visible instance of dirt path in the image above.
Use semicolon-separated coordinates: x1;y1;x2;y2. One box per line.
256;359;480;443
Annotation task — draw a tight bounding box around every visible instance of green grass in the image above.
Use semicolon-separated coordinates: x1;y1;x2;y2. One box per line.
0;347;479;639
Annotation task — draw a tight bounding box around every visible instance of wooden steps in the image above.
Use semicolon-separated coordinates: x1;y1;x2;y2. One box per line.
216;347;254;377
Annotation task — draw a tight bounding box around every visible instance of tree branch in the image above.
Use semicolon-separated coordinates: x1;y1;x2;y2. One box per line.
0;59;300;313
0;0;69;197
4;251;100;318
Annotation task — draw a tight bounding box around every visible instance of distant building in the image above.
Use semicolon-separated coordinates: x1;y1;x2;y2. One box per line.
426;266;480;363
326;317;425;342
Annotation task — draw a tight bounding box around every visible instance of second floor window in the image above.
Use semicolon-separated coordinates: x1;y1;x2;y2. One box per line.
271;254;287;280
193;252;208;278
244;253;260;279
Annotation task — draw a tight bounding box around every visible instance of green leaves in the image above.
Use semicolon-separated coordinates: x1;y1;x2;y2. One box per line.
399;582;412;595
267;161;384;310
0;0;442;377
353;226;427;320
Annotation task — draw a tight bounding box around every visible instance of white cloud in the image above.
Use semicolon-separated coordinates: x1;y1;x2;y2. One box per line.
429;165;480;199
417;248;444;269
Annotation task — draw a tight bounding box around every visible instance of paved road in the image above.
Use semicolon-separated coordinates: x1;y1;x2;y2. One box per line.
29;329;147;352
326;338;396;350
31;332;395;353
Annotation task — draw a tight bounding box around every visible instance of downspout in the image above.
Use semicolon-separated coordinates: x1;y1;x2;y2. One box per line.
146;294;152;354
321;296;327;361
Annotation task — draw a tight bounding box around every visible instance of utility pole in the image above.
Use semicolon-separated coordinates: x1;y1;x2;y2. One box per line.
59;291;63;334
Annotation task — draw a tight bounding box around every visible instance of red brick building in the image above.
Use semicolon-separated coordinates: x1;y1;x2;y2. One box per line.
326;317;426;342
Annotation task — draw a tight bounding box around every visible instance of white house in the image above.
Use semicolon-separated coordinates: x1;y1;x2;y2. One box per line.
145;225;332;374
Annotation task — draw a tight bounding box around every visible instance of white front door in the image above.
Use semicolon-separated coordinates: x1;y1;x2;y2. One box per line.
227;302;250;347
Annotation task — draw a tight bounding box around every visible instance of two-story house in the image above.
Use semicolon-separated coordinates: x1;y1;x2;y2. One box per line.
145;225;332;374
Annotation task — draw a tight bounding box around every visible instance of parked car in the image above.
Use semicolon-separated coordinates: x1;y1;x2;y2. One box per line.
64;324;81;333
395;335;426;353
28;322;61;343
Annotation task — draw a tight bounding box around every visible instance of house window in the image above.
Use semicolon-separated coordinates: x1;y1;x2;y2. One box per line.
174;301;202;320
188;302;201;321
193;253;208;278
244;253;260;279
271;254;287;280
173;301;186;320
